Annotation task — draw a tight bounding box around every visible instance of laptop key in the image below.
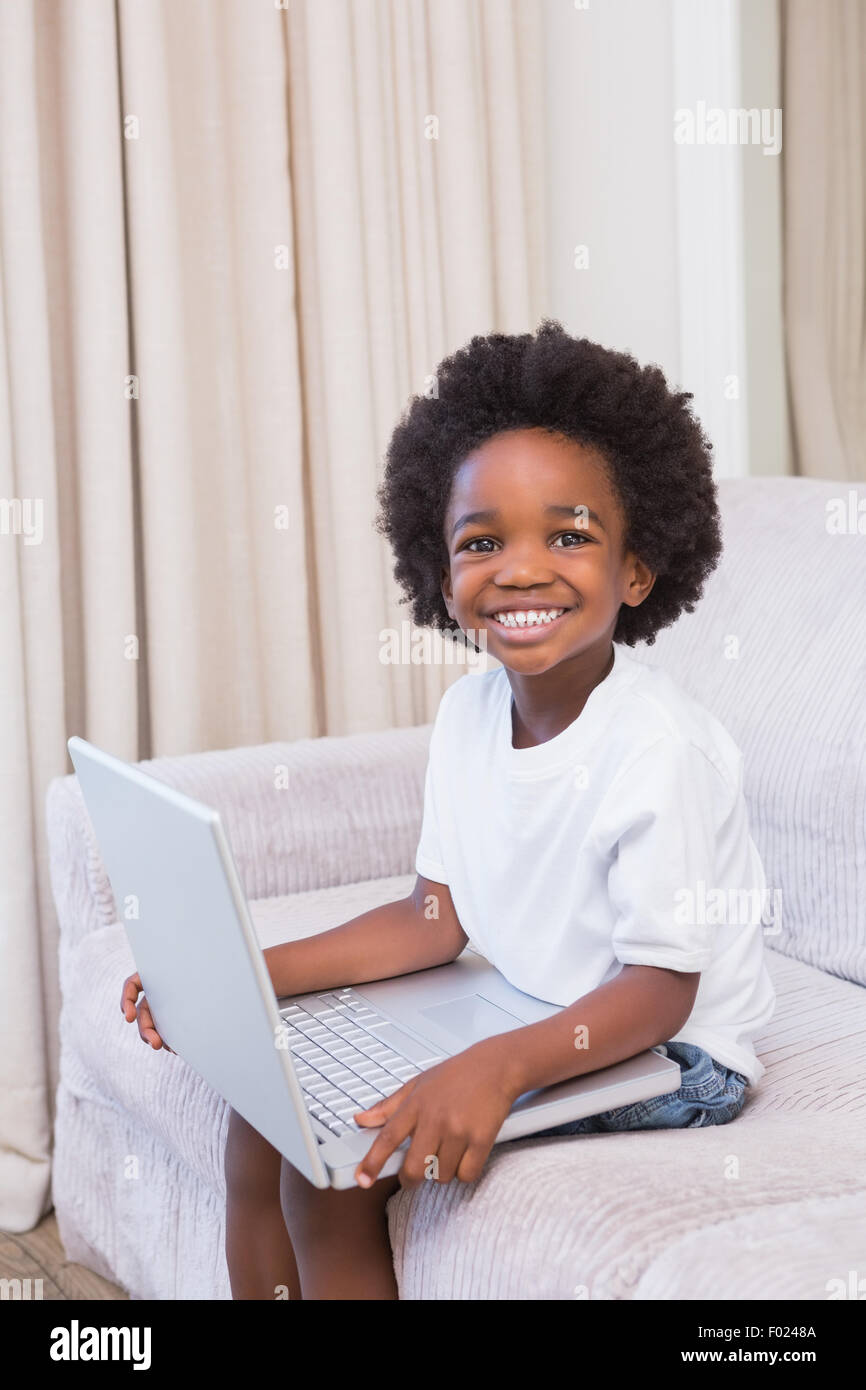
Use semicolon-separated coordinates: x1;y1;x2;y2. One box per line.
360;1068;394;1088
353;1037;389;1057
305;998;340;1016
373;1049;407;1068
338;1052;372;1070
324;1068;355;1087
390;1063;420;1080
316;1087;346;1106
354;1087;386;1106
363;1023;443;1066
341;1079;374;1099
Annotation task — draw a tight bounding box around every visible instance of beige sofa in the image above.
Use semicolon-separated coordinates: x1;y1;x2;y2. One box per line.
46;477;866;1299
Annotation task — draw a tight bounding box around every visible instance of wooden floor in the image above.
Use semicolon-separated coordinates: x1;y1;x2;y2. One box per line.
0;1210;127;1300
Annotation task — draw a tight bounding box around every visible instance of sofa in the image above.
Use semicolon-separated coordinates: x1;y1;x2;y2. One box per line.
46;476;866;1299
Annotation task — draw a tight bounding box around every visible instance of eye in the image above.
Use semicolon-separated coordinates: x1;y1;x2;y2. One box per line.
460;531;591;554
553;531;590;548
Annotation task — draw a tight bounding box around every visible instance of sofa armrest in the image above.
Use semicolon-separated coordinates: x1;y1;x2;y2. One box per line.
46;724;432;952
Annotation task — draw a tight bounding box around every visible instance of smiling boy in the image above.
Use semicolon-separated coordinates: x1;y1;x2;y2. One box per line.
124;320;776;1299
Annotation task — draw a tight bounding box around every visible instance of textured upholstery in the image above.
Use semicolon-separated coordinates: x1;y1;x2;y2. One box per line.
628;477;866;986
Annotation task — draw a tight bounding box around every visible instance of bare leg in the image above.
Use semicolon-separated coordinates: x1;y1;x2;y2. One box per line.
280;1158;401;1300
224;1107;303;1300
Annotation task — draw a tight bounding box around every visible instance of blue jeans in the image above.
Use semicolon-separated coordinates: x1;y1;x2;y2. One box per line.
527;1041;749;1137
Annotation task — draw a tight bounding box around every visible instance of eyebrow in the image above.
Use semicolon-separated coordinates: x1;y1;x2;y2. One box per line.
450;503;606;539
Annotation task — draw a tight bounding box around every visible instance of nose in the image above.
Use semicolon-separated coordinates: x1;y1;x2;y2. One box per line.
493;539;558;588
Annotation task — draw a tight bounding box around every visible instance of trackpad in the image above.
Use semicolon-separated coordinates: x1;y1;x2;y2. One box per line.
419;994;525;1044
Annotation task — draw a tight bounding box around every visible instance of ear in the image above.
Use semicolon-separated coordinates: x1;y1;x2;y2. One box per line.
621;555;656;609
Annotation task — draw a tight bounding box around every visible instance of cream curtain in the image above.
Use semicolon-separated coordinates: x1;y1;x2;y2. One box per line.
782;0;866;481
0;0;546;1230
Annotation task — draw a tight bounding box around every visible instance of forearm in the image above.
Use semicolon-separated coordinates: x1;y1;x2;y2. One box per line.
263;895;464;998
485;965;699;1100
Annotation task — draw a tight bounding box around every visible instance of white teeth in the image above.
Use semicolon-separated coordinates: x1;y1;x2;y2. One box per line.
492;608;565;628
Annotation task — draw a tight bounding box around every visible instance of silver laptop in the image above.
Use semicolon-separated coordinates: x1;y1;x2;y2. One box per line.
68;736;682;1190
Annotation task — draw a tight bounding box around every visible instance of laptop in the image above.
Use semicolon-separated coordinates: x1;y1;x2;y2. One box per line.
67;736;683;1190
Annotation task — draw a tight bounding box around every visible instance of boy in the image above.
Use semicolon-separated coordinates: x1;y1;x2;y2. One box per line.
122;320;775;1299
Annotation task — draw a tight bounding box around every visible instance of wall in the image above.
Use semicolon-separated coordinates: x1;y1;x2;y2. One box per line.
543;0;790;478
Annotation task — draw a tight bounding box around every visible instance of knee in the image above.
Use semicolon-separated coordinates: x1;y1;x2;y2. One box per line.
280;1162;399;1243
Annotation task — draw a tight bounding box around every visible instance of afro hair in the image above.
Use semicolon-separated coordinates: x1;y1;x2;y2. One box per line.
374;319;722;647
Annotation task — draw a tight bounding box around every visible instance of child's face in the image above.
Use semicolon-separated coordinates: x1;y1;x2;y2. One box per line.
440;427;655;675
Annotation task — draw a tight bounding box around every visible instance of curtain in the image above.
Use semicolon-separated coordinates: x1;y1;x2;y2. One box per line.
782;0;866;481
0;0;546;1230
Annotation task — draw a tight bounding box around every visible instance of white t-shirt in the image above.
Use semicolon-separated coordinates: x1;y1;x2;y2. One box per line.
414;642;776;1085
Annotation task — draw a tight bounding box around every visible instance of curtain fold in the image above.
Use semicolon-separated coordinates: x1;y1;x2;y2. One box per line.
782;0;866;481
0;0;546;1230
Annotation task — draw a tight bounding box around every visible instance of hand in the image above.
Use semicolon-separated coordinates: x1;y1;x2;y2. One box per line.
120;972;175;1053
353;1040;518;1190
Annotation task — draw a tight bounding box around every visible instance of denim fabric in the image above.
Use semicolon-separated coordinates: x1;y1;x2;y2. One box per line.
526;1041;749;1138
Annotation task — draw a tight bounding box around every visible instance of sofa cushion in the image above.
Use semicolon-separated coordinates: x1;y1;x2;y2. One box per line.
61;874;865;1205
633;1189;866;1301
627;477;866;988
387;1109;866;1299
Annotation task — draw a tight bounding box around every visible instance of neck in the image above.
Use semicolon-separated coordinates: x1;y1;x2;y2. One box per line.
508;642;615;749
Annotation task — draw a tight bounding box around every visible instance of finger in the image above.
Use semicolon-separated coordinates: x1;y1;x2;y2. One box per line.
455;1140;492;1185
120;973;143;1019
354;1078;417;1128
354;1106;417;1188
136;998;163;1049
395;1122;447;1190
423;1135;468;1187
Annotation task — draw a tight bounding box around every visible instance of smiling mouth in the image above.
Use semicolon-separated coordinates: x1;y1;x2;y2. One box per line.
485;607;573;636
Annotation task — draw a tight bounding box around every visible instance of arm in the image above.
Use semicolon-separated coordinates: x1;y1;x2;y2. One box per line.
354;964;700;1188
262;874;467;998
484;963;701;1099
121;874;466;1048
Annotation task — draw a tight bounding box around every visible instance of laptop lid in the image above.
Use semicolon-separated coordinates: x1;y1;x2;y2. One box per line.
67;736;329;1189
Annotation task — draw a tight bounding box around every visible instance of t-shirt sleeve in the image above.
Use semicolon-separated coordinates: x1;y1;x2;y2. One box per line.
414;686;454;885
604;736;731;973
414;755;449;884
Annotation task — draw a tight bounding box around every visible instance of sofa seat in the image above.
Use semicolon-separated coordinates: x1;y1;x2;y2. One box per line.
53;873;866;1300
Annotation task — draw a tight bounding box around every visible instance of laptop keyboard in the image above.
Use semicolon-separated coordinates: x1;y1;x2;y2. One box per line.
279;988;444;1139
